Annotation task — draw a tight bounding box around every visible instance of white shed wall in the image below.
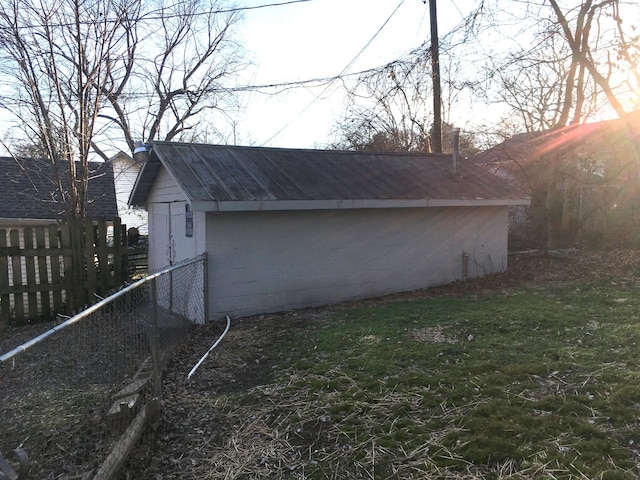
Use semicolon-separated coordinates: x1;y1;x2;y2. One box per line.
205;206;508;319
145;169;207;323
146;168;206;271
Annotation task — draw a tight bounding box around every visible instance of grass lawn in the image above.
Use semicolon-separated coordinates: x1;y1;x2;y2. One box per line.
207;278;640;479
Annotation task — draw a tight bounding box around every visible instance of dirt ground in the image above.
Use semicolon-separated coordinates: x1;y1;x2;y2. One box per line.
4;249;640;479
115;249;640;479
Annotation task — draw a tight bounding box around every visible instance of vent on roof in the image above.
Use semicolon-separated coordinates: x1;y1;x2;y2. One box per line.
133;142;149;164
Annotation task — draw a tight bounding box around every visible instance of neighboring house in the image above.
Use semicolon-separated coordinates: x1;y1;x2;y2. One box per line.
0;156;118;226
110;151;148;236
472;113;640;249
129;142;530;320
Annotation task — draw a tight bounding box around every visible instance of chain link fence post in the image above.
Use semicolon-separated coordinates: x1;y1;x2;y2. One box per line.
149;277;162;400
202;252;209;323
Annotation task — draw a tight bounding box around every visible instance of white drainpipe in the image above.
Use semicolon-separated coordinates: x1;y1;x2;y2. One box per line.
452;127;460;174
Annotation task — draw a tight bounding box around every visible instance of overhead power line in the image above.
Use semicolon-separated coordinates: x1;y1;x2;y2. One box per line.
217;0;315;13
0;56;416;109
125;66;391;99
0;0;317;30
263;0;407;145
140;0;316;21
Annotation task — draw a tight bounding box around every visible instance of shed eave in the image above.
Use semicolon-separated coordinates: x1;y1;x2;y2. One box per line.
190;197;531;212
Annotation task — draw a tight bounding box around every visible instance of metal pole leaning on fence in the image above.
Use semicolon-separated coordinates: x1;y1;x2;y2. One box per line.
0;254;207;364
0;253;208;480
149;277;162;399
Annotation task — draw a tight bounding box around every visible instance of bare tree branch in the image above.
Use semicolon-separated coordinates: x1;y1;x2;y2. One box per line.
0;0;246;218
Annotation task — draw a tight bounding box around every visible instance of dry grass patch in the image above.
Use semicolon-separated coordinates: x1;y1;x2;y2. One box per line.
408;326;458;345
118;250;640;479
232;285;640;479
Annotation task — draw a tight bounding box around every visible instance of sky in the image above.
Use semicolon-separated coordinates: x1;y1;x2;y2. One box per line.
0;0;469;156
1;0;637;155
233;0;468;148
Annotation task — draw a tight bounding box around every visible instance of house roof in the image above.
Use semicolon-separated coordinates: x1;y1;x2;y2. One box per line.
0;157;118;221
130;142;530;212
472;112;640;169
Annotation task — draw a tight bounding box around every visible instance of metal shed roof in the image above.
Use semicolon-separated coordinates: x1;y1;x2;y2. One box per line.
130;142;530;211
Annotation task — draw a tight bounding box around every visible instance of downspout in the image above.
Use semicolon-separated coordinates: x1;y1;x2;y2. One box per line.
453;128;465;279
452;127;460;174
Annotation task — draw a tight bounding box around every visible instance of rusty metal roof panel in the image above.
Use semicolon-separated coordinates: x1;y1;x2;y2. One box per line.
134;142;524;206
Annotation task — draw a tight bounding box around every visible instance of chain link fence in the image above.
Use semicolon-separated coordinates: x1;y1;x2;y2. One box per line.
0;254;207;480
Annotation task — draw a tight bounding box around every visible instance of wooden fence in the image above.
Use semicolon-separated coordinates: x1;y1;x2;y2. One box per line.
0;218;130;327
128;245;149;277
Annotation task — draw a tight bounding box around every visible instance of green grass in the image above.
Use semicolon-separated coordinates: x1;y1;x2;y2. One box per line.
264;283;640;478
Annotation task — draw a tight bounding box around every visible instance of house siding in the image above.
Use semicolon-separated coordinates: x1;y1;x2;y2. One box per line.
146;168;187;272
137;149;525;322
112;156;148;234
205;207;507;319
145;171;206;323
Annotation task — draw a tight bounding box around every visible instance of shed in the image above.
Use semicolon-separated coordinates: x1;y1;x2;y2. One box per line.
130;142;530;320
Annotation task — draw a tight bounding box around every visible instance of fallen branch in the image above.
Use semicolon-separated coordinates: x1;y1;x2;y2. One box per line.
93;399;162;480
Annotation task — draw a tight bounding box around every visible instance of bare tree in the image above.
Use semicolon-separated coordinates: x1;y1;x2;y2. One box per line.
348;58;431;150
0;0;244;219
331;54;479;155
331;49;440;153
92;0;245;158
546;0;640;179
547;0;627;121
0;0;135;218
484;30;600;132
467;0;640;247
470;0;640;133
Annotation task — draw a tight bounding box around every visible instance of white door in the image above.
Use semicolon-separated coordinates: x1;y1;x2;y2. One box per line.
149;203;173;271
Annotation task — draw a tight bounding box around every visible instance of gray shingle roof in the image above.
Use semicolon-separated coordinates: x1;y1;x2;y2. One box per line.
131;142;529;210
0;157;118;220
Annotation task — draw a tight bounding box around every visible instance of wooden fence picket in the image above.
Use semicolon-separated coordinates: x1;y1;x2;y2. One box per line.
9;229;23;321
24;227;38;316
84;218;97;306
35;226;51;318
0;230;9;329
49;223;64;315
113;218;124;287
97;219;110;294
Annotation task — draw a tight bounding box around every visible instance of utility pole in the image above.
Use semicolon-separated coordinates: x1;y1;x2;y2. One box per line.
429;0;442;153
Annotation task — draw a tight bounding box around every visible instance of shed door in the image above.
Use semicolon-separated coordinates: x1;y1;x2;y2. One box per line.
149;202;173;271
